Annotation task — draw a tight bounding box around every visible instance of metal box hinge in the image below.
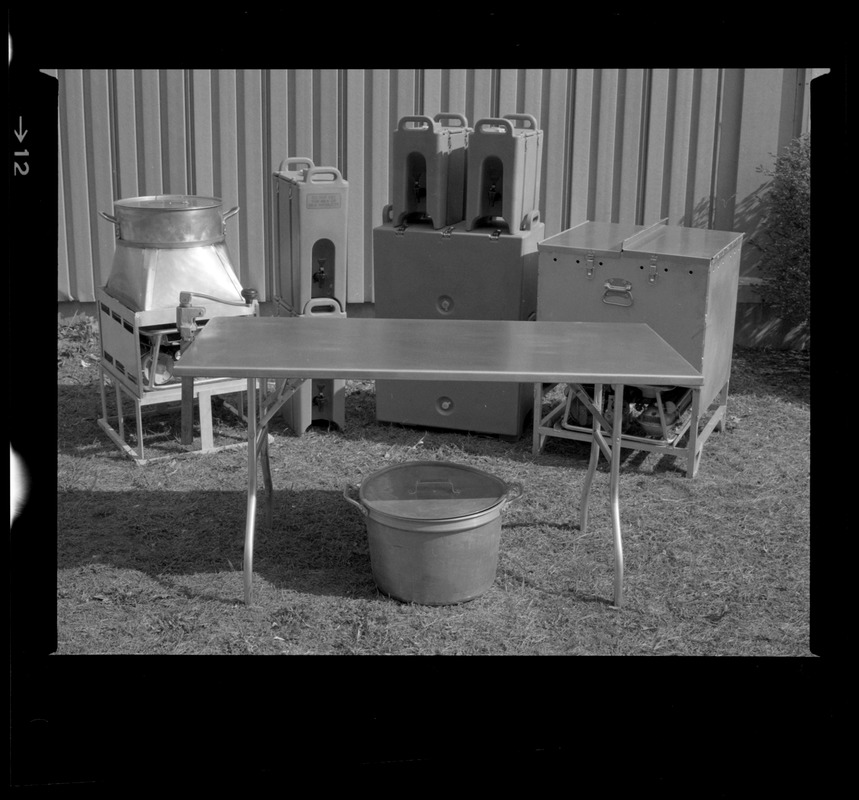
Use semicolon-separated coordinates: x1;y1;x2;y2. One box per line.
586;251;595;279
394;223;408;236
648;255;658;283
490;229;503;241
440;226;456;239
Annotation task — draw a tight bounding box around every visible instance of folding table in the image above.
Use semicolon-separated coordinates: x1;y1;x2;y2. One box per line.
172;316;702;607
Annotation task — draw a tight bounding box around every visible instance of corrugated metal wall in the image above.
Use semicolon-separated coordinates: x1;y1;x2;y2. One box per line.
50;68;812;306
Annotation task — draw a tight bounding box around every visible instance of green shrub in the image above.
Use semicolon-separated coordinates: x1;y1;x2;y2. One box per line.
57;312;99;364
756;133;810;331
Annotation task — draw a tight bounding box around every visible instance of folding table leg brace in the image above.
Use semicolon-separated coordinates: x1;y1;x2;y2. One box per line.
572;383;626;608
242;377;305;604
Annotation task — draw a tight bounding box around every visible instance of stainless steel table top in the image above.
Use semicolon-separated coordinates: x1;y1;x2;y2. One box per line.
172;317;702;387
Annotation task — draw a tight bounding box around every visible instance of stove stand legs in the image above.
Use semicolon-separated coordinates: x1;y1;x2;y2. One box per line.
578;384;604;536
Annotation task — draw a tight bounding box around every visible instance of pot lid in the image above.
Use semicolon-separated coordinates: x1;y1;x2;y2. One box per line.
360;461;509;521
115;195;222;210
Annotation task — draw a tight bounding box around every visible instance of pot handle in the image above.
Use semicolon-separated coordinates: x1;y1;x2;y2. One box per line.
502;482;524;510
343;484;368;517
99;211;118;224
223;206;240;223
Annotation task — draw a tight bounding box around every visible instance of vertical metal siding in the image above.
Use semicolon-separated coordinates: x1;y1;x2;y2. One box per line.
53;67;810;306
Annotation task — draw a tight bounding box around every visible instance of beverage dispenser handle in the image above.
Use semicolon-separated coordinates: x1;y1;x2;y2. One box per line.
433;112;469;129
504;112;539;131
474;118;514;136
304;166;344;184
301;297;344;316
277;156;315;173
397;115;438;132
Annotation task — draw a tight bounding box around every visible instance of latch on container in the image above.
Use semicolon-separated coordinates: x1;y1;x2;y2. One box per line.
649;254;658;283
586;251;596;279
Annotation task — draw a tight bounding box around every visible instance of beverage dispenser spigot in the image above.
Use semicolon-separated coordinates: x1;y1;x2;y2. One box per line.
312;386;327;409
412;174;426;205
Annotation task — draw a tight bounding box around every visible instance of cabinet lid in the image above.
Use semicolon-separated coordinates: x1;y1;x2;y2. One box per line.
622;225;744;263
539;220;649;257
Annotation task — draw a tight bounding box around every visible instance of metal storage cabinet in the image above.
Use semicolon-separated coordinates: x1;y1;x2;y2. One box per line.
535;219;743;476
373;212;544;437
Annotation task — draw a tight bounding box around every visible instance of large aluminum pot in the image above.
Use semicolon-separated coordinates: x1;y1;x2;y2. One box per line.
99;195;239;247
344;460;523;605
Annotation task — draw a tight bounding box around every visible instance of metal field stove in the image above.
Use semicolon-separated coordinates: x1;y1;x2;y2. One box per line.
96;195;258;464
534;218;744;477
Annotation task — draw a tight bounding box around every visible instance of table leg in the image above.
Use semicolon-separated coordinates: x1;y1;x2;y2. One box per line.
261;420;274;528
609;383;625;608
239;377;304;604
579;383;604;535
243;378;259;605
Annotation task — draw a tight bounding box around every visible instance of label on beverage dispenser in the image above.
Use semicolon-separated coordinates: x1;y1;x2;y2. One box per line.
306;193;342;209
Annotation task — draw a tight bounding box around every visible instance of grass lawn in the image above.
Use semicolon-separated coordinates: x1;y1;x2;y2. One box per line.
54;312;812;656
